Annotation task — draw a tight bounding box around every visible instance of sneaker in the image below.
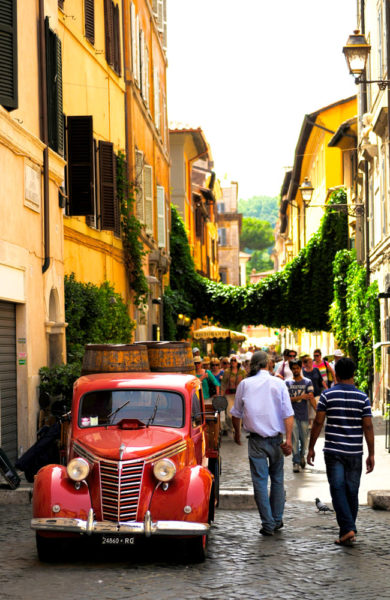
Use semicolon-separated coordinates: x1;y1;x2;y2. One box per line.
300;456;306;469
259;528;274;536
293;463;300;473
274;521;284;531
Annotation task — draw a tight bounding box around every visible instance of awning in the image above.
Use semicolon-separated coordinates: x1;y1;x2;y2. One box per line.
193;326;247;342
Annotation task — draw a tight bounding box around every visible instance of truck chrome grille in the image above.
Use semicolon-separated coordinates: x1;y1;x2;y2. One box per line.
100;460;144;522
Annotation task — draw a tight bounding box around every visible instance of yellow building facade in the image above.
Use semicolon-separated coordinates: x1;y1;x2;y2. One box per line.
275;95;357;356
0;0;65;456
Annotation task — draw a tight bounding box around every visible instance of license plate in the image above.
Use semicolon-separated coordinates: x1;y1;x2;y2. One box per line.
101;535;136;545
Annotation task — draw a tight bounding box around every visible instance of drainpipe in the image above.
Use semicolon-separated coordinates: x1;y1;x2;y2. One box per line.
38;0;50;273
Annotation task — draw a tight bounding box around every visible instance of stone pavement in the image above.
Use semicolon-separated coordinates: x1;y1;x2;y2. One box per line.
0;416;389;599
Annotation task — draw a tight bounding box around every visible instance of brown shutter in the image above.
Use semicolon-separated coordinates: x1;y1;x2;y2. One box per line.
84;0;95;45
45;18;63;155
104;0;114;67
99;141;119;233
113;3;121;75
0;0;18;111
67;116;94;216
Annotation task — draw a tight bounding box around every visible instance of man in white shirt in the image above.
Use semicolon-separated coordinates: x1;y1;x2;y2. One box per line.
231;351;294;536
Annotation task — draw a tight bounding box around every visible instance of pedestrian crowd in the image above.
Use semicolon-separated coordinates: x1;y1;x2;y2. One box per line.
193;344;375;547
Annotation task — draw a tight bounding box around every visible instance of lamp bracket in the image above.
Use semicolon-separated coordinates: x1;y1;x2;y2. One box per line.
355;76;390;90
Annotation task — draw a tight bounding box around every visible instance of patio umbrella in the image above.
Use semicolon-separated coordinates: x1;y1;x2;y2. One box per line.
193;325;247;342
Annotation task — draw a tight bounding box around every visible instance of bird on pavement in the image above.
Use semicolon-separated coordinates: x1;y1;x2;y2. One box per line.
315;498;334;513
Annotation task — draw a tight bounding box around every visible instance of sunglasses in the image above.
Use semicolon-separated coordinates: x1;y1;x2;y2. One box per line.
289;354;296;358
222;361;229;365
230;359;237;362
314;353;320;357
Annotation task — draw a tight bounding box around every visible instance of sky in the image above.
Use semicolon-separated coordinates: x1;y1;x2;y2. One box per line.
167;0;358;199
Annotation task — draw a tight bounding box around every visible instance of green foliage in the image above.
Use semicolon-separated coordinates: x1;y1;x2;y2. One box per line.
329;249;381;392
246;250;273;280
165;190;348;334
238;196;279;227
64;273;135;363
39;363;82;406
240;217;274;251
117;151;149;308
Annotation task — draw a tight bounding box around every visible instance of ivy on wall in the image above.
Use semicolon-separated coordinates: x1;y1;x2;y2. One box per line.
329;249;381;392
117;151;149;308
165;190;349;337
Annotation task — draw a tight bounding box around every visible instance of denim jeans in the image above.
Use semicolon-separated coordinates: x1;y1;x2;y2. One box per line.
325;452;362;537
248;434;284;533
292;419;309;465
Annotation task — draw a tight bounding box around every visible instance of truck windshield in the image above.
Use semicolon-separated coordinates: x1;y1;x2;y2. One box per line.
79;390;184;428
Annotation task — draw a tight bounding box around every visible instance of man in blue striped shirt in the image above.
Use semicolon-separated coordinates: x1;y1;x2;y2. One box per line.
307;357;374;546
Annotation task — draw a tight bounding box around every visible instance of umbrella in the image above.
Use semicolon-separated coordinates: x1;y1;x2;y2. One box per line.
193;325;247;342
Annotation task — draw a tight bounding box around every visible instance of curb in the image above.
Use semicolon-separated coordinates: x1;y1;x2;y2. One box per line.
367;490;390;510
218;489;256;510
0;486;32;505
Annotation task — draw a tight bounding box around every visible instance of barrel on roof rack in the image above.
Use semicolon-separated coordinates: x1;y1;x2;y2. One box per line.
81;344;150;375
136;341;195;375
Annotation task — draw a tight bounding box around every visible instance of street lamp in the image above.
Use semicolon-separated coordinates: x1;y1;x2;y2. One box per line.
299;177;314;205
343;30;390;89
299;178;314;245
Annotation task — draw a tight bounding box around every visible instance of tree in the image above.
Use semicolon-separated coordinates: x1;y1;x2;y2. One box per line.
246;250;273;277
238;196;279;227
240;217;274;252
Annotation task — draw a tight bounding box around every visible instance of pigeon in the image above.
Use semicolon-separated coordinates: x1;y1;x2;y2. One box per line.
315;497;334;513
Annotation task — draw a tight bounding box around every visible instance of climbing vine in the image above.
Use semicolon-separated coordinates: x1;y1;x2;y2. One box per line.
329;249;380;391
165;189;349;338
117;151;149;308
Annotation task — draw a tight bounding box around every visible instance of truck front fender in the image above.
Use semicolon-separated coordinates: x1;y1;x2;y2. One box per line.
32;464;91;521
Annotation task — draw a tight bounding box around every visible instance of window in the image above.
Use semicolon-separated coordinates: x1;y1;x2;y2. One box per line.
84;0;95;45
219;269;227;284
0;0;17;111
45;17;63;155
99;141;120;236
131;3;140;86
218;227;227;246
217;202;225;213
104;0;121;75
157;185;165;247
195;206;203;240
67;116;94;216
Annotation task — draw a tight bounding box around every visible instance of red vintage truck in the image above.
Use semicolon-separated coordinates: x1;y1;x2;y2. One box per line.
31;368;226;563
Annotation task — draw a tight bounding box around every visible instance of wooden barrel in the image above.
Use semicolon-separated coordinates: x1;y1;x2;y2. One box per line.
81;344;150;375
137;341;195;375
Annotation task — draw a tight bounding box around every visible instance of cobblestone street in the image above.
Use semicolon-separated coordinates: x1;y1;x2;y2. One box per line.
0;416;389;600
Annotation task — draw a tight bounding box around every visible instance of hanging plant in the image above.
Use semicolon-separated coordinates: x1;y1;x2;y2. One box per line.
329;249;380;391
165;189;349;335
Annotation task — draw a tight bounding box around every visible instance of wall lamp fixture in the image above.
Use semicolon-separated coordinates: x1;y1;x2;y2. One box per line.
343;30;390;89
299;177;314;205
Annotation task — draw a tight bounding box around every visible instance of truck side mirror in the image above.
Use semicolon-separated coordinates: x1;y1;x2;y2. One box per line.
212;395;228;412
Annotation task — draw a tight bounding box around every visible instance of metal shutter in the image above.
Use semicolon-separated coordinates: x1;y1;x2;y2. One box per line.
0;301;17;462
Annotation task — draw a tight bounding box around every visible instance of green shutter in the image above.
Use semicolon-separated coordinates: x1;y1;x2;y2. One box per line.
45;18;63;155
99;141;119;234
67;116;95;216
0;0;18;110
84;0;95;45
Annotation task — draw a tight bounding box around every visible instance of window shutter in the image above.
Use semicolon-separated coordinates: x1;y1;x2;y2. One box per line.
157;0;164;32
140;29;145;99
67;116;94;216
104;0;114;67
144;45;149;107
135;13;140;86
113;2;121;75
45;18;64;155
131;3;137;77
0;0;18;111
157;185;165;247
58;0;64;10
152;0;158;17
162;0;167;51
84;0;95;45
135;150;144;222
143;165;153;234
99;141;118;233
153;67;160;131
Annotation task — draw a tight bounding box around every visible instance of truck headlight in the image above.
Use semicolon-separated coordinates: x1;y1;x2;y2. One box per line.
67;458;90;481
153;458;176;482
